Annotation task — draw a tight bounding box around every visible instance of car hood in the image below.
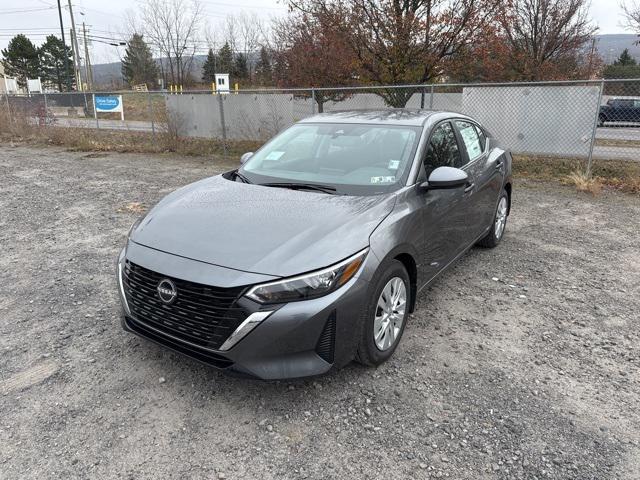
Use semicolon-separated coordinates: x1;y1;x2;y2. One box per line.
130;175;397;277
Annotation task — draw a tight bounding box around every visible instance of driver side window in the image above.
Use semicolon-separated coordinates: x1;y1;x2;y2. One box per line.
423;122;463;177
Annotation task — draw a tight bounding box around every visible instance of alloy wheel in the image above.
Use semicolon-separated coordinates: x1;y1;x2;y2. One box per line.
495;196;508;240
373;277;407;351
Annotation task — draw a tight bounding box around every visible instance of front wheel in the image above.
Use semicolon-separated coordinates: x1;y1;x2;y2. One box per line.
477;190;509;248
356;260;410;366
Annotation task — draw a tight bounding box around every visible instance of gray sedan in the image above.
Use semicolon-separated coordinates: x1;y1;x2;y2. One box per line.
117;110;512;380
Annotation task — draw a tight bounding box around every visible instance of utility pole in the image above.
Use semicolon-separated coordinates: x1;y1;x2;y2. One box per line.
82;22;93;91
70;29;81;90
67;0;84;90
56;0;72;92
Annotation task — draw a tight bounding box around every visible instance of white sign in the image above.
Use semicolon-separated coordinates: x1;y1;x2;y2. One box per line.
94;95;124;121
27;77;42;94
1;76;18;94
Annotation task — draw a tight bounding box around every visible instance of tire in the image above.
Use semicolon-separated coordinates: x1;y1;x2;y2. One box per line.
598;114;606;127
356;260;410;366
477;189;509;248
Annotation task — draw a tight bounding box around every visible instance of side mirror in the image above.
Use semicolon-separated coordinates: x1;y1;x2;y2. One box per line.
240;152;254;164
420;166;468;190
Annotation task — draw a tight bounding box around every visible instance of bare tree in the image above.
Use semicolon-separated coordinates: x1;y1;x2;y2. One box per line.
237;12;264;80
499;0;597;79
622;0;640;33
223;15;239;54
139;0;203;85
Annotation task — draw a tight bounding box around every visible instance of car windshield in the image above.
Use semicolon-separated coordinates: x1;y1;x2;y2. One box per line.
240;123;421;195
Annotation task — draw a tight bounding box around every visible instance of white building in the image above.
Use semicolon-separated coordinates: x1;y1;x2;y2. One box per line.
215;73;230;94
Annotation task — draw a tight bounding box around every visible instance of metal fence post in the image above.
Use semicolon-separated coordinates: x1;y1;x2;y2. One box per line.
4;92;11;124
429;85;435;109
43;92;48;127
217;93;228;160
93;93;99;129
586;79;604;177
311;88;316;115
420;87;426;109
147;91;155;140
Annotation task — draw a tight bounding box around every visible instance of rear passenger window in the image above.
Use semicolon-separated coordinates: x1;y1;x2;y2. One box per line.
455;120;483;160
423;122;463;176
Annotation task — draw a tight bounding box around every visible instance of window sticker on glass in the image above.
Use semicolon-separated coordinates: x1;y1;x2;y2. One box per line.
388;160;400;170
458;123;482;159
265;151;285;161
370;176;396;184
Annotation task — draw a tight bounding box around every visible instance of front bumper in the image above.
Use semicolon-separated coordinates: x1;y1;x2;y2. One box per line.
117;243;371;380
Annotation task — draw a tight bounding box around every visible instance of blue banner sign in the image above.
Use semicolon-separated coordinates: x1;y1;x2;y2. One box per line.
95;95;123;112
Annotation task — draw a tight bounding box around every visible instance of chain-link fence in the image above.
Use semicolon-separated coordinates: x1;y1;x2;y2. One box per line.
4;79;640;167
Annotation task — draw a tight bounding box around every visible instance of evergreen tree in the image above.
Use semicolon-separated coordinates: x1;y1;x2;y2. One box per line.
613;48;636;66
254;46;272;85
39;35;74;91
1;34;40;89
232;52;248;81
202;48;217;82
121;34;158;87
217;42;233;74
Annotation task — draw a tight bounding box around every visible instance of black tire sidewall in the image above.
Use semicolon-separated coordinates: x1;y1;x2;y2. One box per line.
359;260;410;365
493;191;508;242
477;189;508;248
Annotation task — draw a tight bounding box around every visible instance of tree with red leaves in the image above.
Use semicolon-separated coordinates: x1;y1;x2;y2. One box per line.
272;9;358;111
287;0;502;106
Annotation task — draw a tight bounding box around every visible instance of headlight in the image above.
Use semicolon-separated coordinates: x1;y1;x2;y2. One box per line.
245;248;368;304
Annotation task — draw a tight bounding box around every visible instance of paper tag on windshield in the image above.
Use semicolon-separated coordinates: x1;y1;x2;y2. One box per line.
265;151;285;161
388;160;400;170
371;176;396;184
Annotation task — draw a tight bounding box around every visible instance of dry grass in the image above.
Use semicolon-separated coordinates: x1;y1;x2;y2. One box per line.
564;170;603;195
595;138;640;148
513;155;640;195
92;93;166;122
0;112;262;162
117;202;147;214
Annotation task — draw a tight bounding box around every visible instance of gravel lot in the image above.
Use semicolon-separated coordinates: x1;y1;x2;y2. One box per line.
1;145;639;479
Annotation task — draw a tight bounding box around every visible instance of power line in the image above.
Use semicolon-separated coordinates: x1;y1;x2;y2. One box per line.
197;0;285;10
0;6;56;13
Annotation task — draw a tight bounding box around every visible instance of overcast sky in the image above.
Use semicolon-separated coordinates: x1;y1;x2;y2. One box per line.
0;0;634;65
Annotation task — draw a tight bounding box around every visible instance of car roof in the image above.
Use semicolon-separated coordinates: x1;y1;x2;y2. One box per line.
299;109;460;127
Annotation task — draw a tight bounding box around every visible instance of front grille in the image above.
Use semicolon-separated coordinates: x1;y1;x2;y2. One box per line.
315;311;336;364
122;261;247;351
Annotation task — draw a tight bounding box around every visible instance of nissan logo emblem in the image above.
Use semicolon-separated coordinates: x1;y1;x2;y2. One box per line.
157;279;178;304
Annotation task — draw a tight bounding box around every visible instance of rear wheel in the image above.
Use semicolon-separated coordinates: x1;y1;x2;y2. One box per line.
477;190;509;248
356;260;410;366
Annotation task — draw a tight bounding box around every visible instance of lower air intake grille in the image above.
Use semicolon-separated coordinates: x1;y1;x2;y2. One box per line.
316;311;336;364
125;315;234;369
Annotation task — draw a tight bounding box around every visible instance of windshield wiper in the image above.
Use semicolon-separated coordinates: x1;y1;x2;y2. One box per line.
261;182;339;194
234;170;252;184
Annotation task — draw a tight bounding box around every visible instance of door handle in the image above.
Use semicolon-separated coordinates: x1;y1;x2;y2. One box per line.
495;160;503;170
464;182;475;193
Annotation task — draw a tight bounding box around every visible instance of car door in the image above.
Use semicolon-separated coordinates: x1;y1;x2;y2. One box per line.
633;100;640;123
418;121;470;277
454;120;504;240
616;99;634;122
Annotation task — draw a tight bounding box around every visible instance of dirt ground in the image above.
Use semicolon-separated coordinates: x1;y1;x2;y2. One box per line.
1;145;639;480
